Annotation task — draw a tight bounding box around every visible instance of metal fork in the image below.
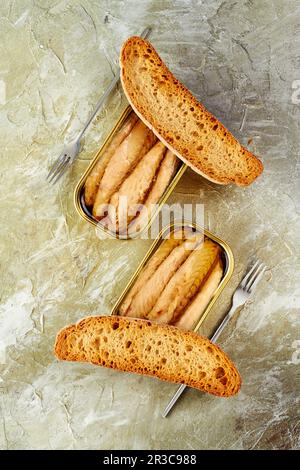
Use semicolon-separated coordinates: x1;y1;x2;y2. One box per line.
47;26;151;184
162;259;267;418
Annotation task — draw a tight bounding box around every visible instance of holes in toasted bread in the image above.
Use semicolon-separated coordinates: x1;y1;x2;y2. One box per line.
143;54;150;59
126;341;132;349
215;367;226;379
207;345;213;353
197;145;203;151
186;345;193;352
147;48;152;54
112;322;119;330
161;358;167;364
213;124;218;130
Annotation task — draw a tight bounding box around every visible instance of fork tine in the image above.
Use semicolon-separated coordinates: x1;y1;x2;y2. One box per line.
51;158;70;184
240;260;260;288
244;262;264;291
48;157;66;182
47;154;66;180
247;264;267;293
48;157;68;183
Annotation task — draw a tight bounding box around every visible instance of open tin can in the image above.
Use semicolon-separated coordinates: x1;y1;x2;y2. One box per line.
74;105;187;239
111;221;234;334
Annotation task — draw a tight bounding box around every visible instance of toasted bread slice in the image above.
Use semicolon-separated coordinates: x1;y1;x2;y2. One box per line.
120;37;263;186
54;315;241;397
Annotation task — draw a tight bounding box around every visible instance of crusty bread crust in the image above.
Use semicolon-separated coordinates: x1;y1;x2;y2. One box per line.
120;36;263;186
54;315;241;397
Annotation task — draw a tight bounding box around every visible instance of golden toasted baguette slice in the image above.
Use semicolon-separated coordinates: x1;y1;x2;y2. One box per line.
108;141;166;232
84;113;138;207
127;149;179;235
119;232;185;316
93;120;157;219
125;234;202;319
149;239;221;324
54;315;241;397
174;257;223;330
120;37;263;186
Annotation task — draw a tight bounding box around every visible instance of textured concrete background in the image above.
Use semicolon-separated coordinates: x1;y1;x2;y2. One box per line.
0;0;299;450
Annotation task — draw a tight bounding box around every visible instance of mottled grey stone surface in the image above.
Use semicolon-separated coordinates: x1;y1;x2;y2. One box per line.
0;0;299;450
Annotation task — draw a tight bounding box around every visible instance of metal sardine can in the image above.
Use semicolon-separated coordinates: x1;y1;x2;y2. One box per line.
110;221;234;334
74;105;187;239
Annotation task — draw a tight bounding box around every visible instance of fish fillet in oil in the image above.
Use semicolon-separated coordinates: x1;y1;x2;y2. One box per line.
84;113;138;207
107;142;166;232
174;257;223;330
125;234;202;319
127;149;179;235
148;239;221;324
119;230;186;316
93;120;157;219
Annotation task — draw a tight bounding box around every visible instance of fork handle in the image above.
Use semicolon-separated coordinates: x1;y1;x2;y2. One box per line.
77;26;151;141
162;304;237;418
78;73;120;140
210;305;236;342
